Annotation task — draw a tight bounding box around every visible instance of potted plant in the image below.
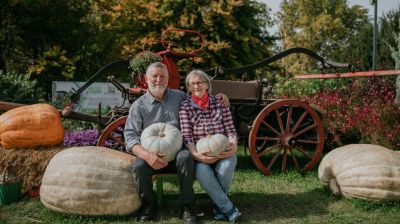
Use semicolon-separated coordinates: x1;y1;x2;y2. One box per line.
129;51;163;77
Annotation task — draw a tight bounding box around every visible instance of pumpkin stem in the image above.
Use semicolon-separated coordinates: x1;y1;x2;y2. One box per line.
158;132;165;137
329;178;341;197
157;152;166;157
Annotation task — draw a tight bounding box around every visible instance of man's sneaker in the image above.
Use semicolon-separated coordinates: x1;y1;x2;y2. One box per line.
213;205;227;221
227;206;241;223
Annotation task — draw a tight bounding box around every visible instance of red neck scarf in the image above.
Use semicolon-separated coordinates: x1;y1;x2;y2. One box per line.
191;93;209;110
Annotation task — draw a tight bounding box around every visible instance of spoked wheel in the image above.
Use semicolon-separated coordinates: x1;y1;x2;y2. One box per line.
97;116;127;151
248;99;324;176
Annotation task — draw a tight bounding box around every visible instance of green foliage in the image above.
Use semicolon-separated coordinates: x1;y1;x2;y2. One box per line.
0;70;45;104
277;0;370;74
1;0;275;97
379;6;400;69
50;91;73;109
28;46;78;80
61;119;97;131
385;9;400;103
89;0;274;72
273;76;350;97
0;0;102;99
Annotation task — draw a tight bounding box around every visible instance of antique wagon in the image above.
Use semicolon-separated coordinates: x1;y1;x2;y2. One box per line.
37;30;356;175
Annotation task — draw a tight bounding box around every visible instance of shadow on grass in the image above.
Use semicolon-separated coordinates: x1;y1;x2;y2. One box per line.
159;188;331;223
236;153;260;172
230;189;330;222
0;185;332;223
235;151;323;176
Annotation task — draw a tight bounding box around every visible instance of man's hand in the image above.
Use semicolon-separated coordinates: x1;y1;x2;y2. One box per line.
145;151;168;170
216;93;230;107
132;145;168;170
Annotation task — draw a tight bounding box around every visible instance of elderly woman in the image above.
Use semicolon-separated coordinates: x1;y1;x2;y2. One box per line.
179;70;241;223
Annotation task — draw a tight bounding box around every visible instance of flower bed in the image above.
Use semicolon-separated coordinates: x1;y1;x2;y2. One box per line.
275;76;400;150
305;77;400;149
63;129;99;146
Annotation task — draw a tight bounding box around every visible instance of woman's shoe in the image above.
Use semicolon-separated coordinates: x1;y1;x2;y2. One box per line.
226;206;241;223
213;205;227;221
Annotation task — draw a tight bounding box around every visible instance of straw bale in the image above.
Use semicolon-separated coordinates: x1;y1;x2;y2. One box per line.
0;146;64;193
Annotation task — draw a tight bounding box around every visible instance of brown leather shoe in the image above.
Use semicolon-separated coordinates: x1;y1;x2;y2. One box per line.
180;205;199;224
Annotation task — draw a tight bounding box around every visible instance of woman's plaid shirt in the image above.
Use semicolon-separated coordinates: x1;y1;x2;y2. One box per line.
179;95;237;145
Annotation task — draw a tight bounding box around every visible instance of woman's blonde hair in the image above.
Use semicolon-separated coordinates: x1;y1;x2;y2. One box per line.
185;69;212;94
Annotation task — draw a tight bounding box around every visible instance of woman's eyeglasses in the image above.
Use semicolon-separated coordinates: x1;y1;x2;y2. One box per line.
189;81;206;87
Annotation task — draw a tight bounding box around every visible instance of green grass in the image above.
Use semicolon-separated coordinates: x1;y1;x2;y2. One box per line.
1;149;400;224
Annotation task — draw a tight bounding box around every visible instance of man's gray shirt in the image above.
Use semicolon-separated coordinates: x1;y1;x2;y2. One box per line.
124;89;187;152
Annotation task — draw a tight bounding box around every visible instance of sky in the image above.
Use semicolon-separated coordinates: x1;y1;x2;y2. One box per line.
260;0;400;34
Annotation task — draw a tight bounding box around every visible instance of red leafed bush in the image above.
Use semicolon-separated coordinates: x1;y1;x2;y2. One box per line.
273;75;399;150
303;77;400;150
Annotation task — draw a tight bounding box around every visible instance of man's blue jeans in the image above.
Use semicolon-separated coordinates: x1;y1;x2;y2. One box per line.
195;155;237;213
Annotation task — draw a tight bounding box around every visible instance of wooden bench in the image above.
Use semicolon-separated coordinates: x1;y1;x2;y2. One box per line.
153;173;179;208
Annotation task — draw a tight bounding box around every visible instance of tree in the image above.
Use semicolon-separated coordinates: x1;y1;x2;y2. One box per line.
277;0;369;75
1;0;275;99
0;0;103;98
379;6;400;70
385;9;400;104
88;0;275;74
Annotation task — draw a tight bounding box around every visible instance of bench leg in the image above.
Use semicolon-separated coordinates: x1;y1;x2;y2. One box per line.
156;176;164;209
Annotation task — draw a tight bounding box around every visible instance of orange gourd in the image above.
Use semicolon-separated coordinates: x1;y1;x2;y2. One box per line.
0;103;64;149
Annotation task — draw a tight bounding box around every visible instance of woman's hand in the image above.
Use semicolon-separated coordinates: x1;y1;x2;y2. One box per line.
191;150;219;164
217;141;237;159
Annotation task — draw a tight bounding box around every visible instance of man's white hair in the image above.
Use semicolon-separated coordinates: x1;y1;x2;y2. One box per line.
145;62;168;77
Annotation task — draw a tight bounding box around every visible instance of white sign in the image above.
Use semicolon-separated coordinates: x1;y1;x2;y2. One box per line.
52;81;131;113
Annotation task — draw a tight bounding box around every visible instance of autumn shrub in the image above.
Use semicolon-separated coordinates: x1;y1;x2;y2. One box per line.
275;76;400;150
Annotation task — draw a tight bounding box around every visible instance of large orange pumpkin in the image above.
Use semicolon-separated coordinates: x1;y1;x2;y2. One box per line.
0;103;64;149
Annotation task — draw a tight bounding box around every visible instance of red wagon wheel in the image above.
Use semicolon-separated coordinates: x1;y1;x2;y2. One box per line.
97;116;127;151
248;99;324;175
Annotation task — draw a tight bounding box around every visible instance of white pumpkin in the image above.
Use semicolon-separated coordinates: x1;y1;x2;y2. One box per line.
196;134;231;157
40;146;141;216
318;144;400;201
140;123;182;162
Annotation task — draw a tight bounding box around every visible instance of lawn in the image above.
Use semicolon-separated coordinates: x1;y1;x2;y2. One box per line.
1;148;400;224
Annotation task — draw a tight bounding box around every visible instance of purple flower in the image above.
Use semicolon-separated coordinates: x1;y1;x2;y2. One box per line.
63;129;99;146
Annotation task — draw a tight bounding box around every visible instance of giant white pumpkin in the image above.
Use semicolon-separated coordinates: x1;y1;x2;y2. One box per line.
318;144;400;201
140;123;182;162
40;146;141;216
196;134;230;157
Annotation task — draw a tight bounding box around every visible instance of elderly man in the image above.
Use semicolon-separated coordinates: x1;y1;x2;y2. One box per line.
124;62;228;223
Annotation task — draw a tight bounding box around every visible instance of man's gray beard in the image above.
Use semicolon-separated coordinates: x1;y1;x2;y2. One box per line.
148;85;167;96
